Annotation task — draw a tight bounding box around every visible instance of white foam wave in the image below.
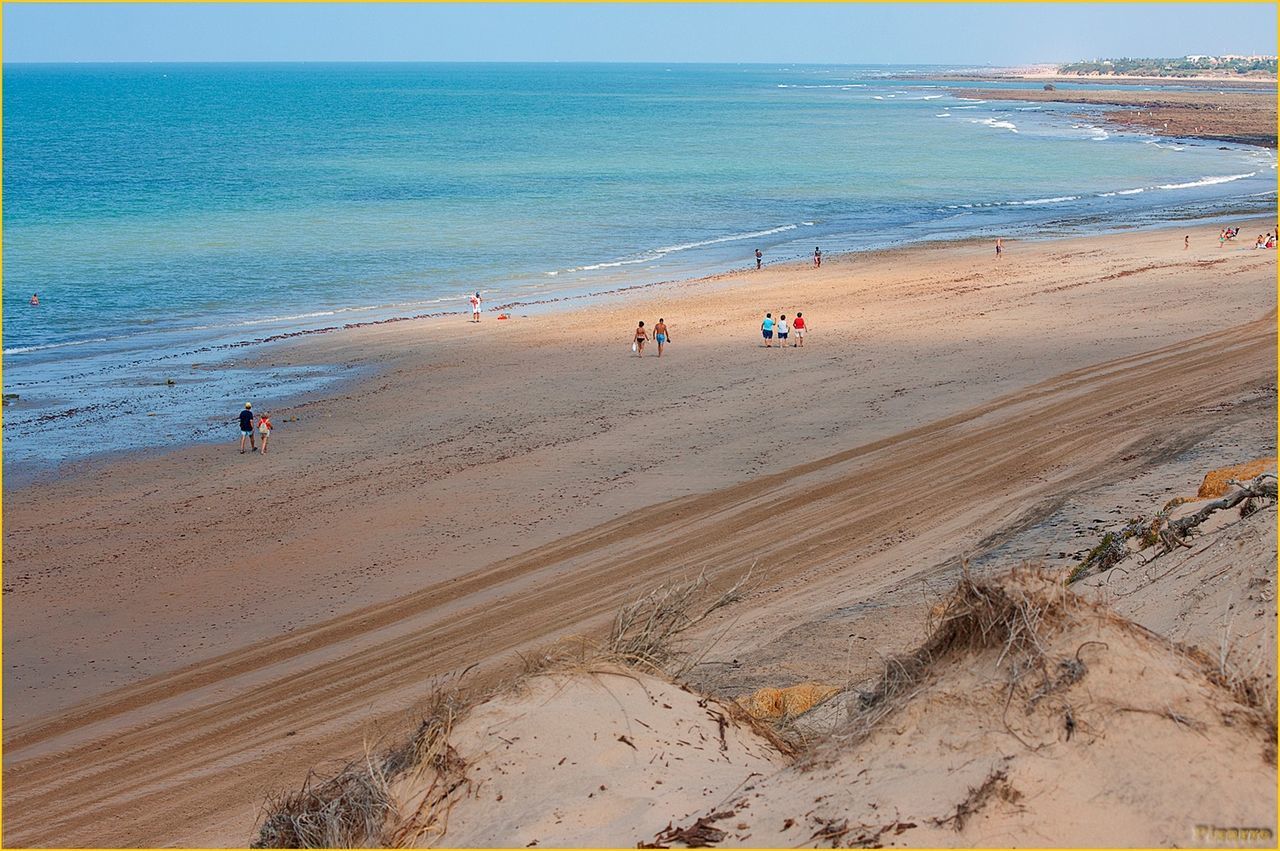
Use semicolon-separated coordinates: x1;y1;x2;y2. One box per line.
973;118;1018;133
5;337;112;355
654;224;799;255
559;224;802;276
1016;195;1079;205
935;112;951;117
567;257;653;273
1157;172;1257;190
239;310;337;326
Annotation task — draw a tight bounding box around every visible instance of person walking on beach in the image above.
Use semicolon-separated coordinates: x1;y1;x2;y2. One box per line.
776;314;789;347
633;320;649;356
653;318;671;357
995;238;1003;258
792;312;807;347
761;312;775;347
814;247;822;268
258;412;273;454
755;248;763;270
1184;234;1190;250
470;292;482;322
239;402;257;454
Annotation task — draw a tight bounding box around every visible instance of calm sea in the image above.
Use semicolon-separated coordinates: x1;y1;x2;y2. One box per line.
3;63;1275;474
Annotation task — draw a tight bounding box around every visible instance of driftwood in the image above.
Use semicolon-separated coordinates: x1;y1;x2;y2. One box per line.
1160;474;1275;550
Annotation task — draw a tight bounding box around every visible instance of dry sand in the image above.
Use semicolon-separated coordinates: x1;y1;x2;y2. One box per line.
2;221;1275;846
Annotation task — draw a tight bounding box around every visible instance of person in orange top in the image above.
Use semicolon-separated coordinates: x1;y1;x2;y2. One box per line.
257;413;273;454
792;312;807;347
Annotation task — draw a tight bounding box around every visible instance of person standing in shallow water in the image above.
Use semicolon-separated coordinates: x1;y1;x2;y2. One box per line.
653;318;671;357
755;248;763;270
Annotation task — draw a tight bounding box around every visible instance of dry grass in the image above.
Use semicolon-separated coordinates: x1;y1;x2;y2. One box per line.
832;565;1076;749
253;680;471;849
605;567;755;675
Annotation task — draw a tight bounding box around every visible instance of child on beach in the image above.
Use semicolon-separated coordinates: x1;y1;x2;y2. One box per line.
814;246;821;267
755;248;763;270
1184;234;1190;250
761;313;774;347
792;312;806;347
995;238;1003;258
470;292;482;322
239;402;256;454
633;320;649;356
776;314;789;346
653;318;671;357
258;413;273;454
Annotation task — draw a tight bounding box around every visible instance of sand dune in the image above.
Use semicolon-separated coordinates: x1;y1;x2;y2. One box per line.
256;554;1276;848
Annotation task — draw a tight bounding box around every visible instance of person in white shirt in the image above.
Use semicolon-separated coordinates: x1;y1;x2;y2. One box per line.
470;292;482;322
776;314;789;347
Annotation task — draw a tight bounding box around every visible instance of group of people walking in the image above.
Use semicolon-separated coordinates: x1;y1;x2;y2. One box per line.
760;312;807;347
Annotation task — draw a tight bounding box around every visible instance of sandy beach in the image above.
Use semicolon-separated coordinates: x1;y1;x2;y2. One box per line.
3;220;1276;846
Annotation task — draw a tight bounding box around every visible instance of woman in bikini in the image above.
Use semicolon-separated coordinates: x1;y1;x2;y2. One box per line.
634;320;649;356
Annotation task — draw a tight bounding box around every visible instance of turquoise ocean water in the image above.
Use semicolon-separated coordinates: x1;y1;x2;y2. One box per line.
3;63;1275;474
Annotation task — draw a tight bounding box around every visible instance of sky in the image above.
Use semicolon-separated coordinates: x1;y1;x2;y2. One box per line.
3;3;1276;65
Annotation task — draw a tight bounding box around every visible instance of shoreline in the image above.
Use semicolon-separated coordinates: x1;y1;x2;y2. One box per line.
5;199;1276;489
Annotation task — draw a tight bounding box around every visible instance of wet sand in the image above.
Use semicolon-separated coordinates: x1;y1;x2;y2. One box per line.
2;221;1275;846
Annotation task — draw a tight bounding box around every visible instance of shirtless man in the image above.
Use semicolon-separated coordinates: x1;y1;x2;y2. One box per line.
653;318;671;357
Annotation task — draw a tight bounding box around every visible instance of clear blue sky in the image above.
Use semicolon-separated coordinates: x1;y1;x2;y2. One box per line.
4;3;1276;65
